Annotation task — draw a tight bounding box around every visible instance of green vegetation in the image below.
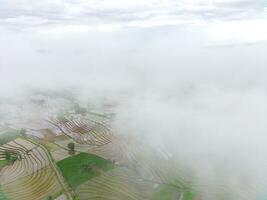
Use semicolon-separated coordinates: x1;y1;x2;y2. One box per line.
0;120;196;200
184;190;195;200
74;104;87;116
4;151;19;164
67;142;75;155
0;160;8;169
57;153;113;188
0;186;8;200
19;128;26;136
46;196;53;200
151;185;181;200
151;185;194;200
0;129;21;146
56;114;68;123
74;196;80;200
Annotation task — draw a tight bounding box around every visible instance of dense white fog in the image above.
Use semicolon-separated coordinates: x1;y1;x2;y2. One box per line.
1;0;267;199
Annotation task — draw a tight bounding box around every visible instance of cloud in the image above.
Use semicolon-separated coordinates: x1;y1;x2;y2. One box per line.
114;88;267;199
0;0;265;32
204;19;267;45
2;0;265;46
214;0;262;7
1;1;267;199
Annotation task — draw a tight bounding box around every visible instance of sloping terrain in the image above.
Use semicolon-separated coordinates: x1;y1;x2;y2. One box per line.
0;138;63;200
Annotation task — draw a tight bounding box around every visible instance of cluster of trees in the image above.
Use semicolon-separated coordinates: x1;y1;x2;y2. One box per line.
67;142;75;155
74;103;87;116
19;128;26;136
4;150;20;164
57;114;69;123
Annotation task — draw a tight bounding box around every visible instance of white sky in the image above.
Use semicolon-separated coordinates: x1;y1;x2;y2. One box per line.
0;0;266;43
0;0;267;93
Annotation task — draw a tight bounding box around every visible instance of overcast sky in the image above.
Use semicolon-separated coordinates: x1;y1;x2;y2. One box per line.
0;0;267;94
0;0;266;38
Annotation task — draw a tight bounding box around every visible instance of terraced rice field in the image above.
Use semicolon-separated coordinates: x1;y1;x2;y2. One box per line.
151;185;191;200
54;117;112;146
0;138;63;200
0;116;194;200
127;153;189;189
76;167;156;200
76;165;193;200
87;135;188;188
0;138;49;183
54;139;91;153
86;135;144;164
51;148;70;162
1;166;61;200
56;118;190;190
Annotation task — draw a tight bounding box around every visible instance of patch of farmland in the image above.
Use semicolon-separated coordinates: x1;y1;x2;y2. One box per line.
51;148;70;162
8;119;57;135
86;112;113;123
127;153;189;189
76;167;156;200
39;128;66;140
0;138;49;184
1;166;62;200
57;152;113;188
53;117;112;146
54;139;91;152
88;136;189;190
43;141;60;152
87;135;142;162
12;137;36;149
151;184;184;200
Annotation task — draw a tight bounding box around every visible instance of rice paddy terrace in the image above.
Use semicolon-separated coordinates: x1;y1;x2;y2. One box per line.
0;113;196;200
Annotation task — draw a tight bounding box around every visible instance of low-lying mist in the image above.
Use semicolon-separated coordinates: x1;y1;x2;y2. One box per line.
1;25;267;200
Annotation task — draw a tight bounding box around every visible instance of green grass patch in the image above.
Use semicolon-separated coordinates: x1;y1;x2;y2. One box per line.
57;153;113;188
0;185;8;200
151;185;180;200
184;190;195;200
0;160;8;169
151;185;194;200
0;129;21;146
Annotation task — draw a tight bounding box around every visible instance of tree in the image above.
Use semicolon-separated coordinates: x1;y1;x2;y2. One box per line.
47;196;53;200
20;128;26;136
10;156;18;163
74;196;80;200
74;104;87;115
5;151;18;164
57;114;68;123
67;142;75;155
4;151;11;161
